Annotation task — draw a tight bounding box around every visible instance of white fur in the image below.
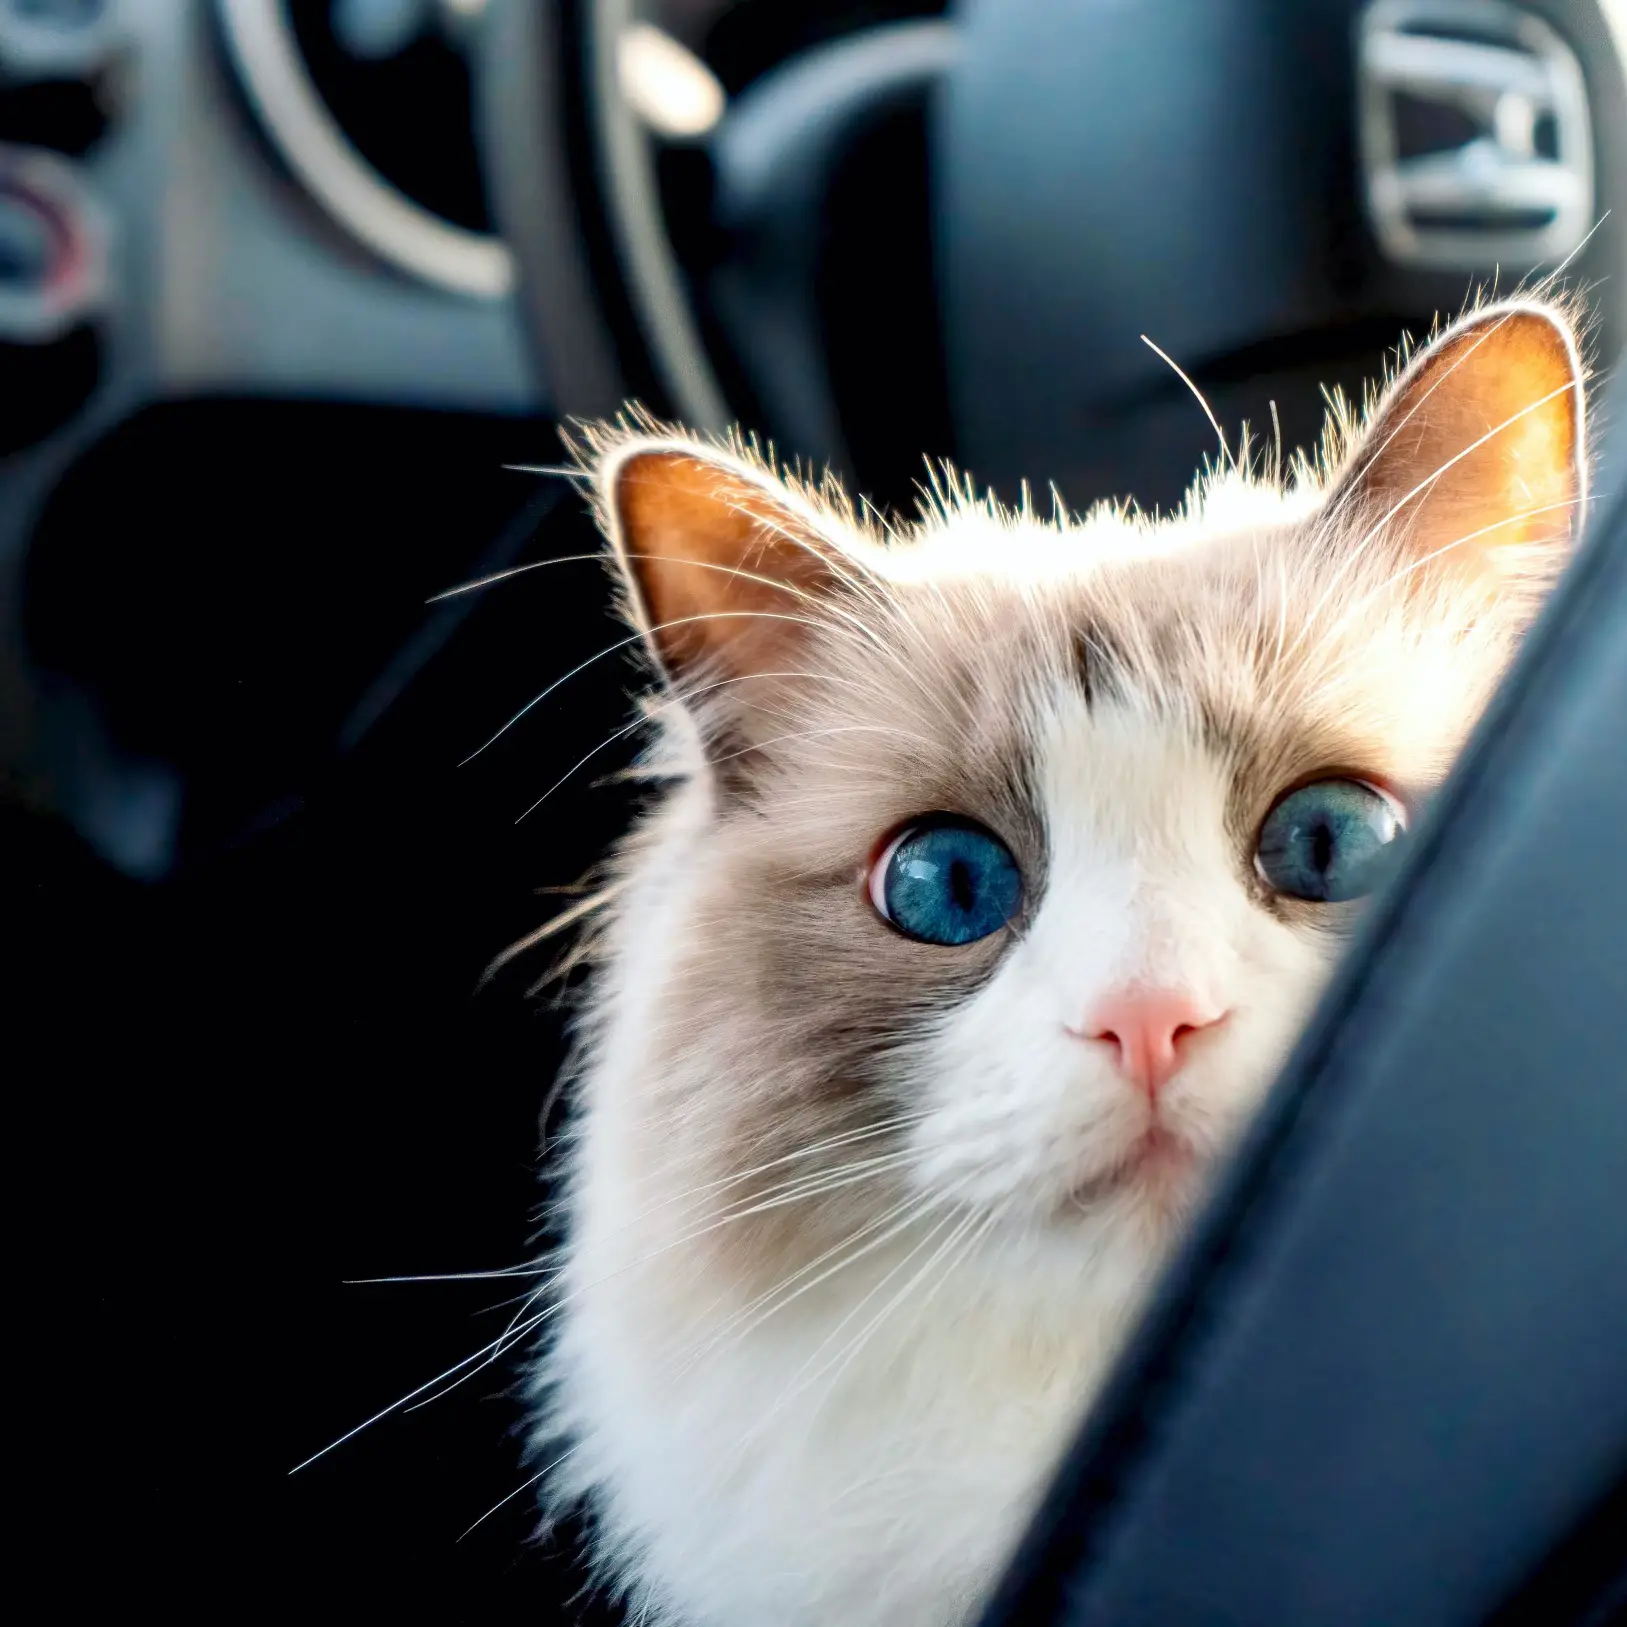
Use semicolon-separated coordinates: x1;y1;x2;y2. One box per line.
908;687;1324;1220
542;674;1341;1627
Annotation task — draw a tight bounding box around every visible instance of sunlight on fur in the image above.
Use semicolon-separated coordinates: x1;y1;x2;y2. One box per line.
516;298;1589;1627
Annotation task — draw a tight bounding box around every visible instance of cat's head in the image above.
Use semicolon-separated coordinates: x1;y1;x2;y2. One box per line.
573;302;1586;1291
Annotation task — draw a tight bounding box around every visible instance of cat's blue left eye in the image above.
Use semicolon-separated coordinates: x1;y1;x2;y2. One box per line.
869;819;1023;946
1255;778;1406;903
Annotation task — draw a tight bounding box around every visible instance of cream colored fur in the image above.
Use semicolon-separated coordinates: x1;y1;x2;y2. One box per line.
527;300;1588;1626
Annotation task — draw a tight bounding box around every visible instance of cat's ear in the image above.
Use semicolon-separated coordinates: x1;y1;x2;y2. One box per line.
594;436;855;691
1331;301;1586;587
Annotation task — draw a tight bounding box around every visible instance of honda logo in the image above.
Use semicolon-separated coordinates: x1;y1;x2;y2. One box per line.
1357;0;1594;270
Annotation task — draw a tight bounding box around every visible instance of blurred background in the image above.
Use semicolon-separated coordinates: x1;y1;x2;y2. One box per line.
2;1;1622;1619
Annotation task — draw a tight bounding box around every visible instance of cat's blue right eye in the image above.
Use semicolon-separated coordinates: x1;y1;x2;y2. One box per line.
868;818;1023;946
1255;778;1406;903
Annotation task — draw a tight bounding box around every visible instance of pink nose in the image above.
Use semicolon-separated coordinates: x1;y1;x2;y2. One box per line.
1075;989;1226;1098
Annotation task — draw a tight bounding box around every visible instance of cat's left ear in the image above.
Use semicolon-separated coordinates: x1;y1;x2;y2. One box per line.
1331;300;1587;587
593;435;859;693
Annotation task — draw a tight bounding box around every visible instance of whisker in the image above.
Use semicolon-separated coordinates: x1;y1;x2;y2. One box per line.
462;603;819;767
513;697;936;823
550;1144;922;1296
1314;496;1586;650
345;1264;552;1286
402;1289;554;1414
288;1310;555;1473
672;1187;935;1379
458;1446;581;1542
1318;302;1542;525
809;1203;999;1414
313;1133;929;1454
427;553;606;604
481;882;627;989
513;715;649;822
1322;262;1595;534
719;1203;963;1475
706;1201;997;1497
457;538;900;766
842;1204;988;1364
1524;212;1607;295
613;1110;930;1211
347;1112;930;1289
459;1153;926;1358
707;495;947;698
502;462;583;479
500;658;832;820
1287;377;1581;661
705;723;941;774
1142;334;1234;472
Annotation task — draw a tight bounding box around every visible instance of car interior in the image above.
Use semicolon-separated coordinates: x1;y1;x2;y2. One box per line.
4;1;1624;1620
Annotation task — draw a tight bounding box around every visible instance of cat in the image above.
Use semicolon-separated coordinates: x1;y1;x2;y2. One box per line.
525;298;1588;1627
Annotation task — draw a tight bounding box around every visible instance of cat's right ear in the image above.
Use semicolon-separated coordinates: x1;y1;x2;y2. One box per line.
592;435;856;694
1326;300;1587;593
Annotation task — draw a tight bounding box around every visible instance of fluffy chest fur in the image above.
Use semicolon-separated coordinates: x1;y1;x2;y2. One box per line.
554;1101;1145;1627
526;301;1587;1626
548;780;1174;1627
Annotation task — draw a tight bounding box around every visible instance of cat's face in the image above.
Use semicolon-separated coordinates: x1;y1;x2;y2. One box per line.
578;302;1585;1296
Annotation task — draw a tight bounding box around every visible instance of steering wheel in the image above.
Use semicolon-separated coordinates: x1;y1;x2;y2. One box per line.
474;0;1625;518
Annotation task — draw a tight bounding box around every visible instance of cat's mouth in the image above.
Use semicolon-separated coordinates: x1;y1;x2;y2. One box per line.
1065;1125;1201;1211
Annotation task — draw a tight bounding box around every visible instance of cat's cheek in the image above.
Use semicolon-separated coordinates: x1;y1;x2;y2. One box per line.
1226;919;1340;1082
898;935;1131;1215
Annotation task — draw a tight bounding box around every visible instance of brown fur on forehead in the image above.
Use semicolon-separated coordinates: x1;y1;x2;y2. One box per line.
626;497;1511;1226
725;500;1496;851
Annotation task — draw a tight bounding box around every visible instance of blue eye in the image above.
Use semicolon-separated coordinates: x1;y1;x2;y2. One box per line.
869;818;1023;946
1256;778;1406;903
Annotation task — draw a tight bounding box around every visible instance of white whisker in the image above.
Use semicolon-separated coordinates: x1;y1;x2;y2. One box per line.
673;1188;938;1380
289;1310;554;1473
716;1205;965;1481
458;1446;580;1542
1317;496;1586;646
1287;376;1581;660
427;553;605;604
1141;334;1233;471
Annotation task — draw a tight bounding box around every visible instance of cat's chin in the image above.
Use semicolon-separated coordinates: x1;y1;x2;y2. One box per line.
1058;1125;1205;1219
